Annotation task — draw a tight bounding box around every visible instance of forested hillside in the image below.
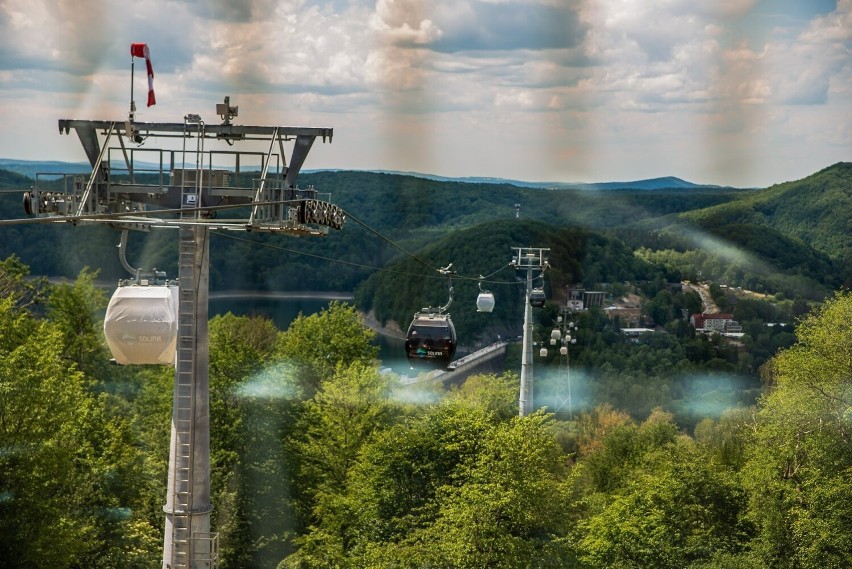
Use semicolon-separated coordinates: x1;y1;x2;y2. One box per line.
680;162;852;262
653;162;851;295
1;161;849;567
1;165;846;301
354;218;668;343
0;169;33;187
2;254;850;568
609;163;852;299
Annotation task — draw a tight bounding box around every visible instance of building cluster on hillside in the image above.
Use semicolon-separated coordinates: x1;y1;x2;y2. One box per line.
565;287;606;311
689;313;744;338
564;287;747;341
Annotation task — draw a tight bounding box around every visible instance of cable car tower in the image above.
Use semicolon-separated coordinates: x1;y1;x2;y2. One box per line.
512;247;549;417
543;305;579;419
23;98;342;568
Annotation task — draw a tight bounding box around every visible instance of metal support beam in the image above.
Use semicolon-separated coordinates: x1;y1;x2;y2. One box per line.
59;119;332;144
513;247;549;417
284;135;316;188
520;267;534;417
552;306;578;419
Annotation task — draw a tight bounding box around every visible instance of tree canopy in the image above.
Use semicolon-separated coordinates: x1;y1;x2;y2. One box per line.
0;261;849;567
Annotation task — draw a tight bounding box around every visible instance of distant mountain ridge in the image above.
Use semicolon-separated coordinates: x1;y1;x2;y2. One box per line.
336;169;735;191
0;159;92;179
0;158;738;191
568;176;731;191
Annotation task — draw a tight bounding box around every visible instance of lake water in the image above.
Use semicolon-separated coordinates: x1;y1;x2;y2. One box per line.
208;295;411;374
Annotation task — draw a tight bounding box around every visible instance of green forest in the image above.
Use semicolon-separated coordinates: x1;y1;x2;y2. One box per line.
1;256;850;568
0;162;851;566
1;163;848;298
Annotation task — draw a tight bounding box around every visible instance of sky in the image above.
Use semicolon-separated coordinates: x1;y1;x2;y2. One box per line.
0;0;849;188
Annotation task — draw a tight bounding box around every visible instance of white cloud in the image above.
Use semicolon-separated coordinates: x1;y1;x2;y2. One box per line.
371;0;445;45
1;0;115;72
755;0;851;105
800;0;852;43
493;89;537;110
689;0;760;19
0;0;848;188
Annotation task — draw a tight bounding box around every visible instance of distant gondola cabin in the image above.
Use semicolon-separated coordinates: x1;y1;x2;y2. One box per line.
476;291;495;313
405;313;457;368
529;288;546;308
104;284;179;365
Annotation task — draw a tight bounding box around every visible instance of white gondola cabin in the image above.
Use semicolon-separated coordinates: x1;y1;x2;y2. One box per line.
476;276;495;313
476;291;495;312
104;284;179;365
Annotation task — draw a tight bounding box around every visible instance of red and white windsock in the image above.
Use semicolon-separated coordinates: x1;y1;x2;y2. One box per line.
130;43;156;107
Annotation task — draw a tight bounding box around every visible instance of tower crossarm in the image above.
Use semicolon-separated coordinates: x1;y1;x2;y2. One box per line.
59;120;332;145
23;117;342;236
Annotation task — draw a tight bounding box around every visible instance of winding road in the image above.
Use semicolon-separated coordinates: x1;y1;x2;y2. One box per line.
683;281;718;314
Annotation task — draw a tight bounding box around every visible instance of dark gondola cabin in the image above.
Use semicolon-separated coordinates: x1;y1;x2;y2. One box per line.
405;313;457;368
529;288;546;308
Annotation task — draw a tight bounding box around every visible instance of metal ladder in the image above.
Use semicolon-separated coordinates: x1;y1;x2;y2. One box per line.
168;116;204;569
170;225;198;568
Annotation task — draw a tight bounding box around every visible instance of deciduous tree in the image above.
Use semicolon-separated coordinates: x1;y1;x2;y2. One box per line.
276;302;378;395
742;291;852;568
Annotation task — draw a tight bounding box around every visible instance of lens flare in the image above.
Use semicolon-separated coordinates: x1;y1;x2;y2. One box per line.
233;365;299;400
